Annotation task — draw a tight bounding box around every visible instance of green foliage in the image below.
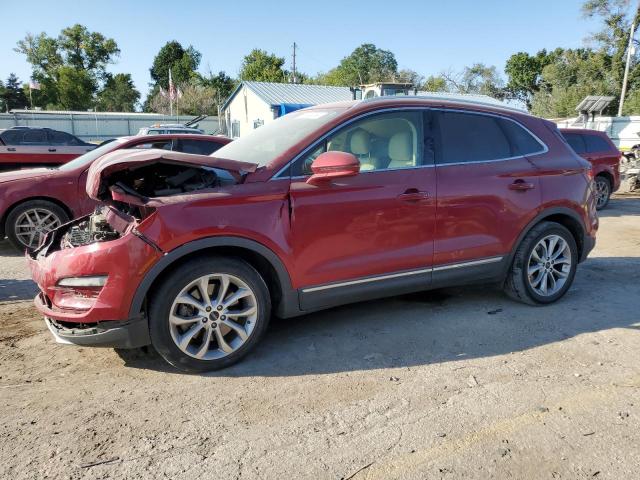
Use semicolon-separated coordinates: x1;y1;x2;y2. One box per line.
15;24;120;110
201;71;237;104
445;63;505;98
150;41;201;89
422;75;449;92
239;49;287;82
317;43;398;86
96;73;140;112
1;73;28;111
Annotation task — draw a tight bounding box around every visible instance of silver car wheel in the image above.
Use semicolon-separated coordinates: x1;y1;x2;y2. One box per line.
527;234;572;297
594;178;610;209
168;273;258;360
14;208;62;249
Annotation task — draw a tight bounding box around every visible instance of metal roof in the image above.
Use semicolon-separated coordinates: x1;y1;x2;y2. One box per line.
222;81;353;111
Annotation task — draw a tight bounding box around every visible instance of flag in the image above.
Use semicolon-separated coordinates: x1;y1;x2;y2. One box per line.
29;80;41;90
177;88;183;99
159;86;167;98
168;70;176;101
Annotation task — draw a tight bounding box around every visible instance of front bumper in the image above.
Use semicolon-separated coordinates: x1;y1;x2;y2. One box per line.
28;221;162;346
44;311;150;348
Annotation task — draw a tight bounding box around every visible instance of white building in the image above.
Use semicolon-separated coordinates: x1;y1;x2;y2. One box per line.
221;81;353;138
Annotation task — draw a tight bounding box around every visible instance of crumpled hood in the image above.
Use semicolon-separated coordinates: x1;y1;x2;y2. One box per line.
0;167;56;184
86;148;258;203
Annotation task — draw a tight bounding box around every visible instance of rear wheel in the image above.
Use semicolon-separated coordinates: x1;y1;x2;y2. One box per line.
594;175;611;210
5;200;69;251
148;256;271;372
504;222;578;305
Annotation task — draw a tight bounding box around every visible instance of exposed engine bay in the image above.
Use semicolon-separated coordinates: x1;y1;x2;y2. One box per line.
104;162;236;200
61;209;120;248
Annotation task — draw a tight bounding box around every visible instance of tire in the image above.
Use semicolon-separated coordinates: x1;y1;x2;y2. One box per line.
5;200;69;252
594;175;611;210
148;256;271;372
504;221;578;305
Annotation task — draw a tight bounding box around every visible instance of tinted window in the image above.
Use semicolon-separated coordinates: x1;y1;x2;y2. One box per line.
584;134;613;153
438;111;511;164
49;130;78;145
175;139;223;155
132;140;173;150
499;119;544;155
291;110;424;176
563;133;586;154
1;130;23;145
22;130;47;144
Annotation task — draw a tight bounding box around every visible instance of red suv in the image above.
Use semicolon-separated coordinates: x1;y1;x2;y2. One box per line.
28;97;598;372
560;128;621;209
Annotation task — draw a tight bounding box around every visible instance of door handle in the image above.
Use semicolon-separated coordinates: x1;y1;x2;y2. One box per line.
7;147;16;152
509;179;535;191
48;148;57;152
398;189;430;202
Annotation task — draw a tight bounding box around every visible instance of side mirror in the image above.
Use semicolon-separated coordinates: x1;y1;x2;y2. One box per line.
306;151;360;186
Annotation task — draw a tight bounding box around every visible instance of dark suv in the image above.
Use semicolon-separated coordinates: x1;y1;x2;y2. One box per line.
29;96;598;372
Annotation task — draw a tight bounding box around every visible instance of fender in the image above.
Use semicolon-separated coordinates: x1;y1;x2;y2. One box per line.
504;206;590;274
128;236;302;319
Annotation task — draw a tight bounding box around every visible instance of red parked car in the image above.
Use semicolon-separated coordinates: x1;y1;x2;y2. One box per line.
0;134;230;251
28;96;598;372
560;128;621;209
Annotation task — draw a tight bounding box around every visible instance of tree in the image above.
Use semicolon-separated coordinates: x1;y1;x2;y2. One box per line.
149;83;217;116
15;24;120;110
505;51;552;108
149;41;201;89
318;43;398;86
395;69;424;86
239;49;287;82
201;71;237;108
96;73;140;112
422;75;449;92
1;73;28;111
444;63;505;98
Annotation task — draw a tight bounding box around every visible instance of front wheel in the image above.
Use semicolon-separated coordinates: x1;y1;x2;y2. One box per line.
504;222;578;305
5;200;69;251
148;256;271;372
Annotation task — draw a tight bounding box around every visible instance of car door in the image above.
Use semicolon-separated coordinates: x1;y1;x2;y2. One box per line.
287;109;437;310
432;109;544;278
48;131;94;162
5;129;65;166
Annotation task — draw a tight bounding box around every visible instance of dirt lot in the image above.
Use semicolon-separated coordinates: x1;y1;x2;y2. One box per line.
1;197;639;479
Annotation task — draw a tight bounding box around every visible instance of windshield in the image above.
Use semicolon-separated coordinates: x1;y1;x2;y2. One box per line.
212;108;343;167
58;139;125;171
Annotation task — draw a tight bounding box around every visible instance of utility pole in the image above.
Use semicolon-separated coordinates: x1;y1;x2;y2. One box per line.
292;42;297;84
619;21;637;116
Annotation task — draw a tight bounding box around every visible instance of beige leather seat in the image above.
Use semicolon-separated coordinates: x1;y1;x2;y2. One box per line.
349;129;376;171
387;131;414;169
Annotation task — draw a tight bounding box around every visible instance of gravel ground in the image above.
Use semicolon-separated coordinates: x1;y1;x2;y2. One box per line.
1;196;639;479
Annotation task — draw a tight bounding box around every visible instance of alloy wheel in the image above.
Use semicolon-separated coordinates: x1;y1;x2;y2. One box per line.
168;273;258;360
14;208;62;249
594;178;610;209
527;234;572;297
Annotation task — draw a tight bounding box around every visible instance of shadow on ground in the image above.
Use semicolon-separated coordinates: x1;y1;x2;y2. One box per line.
599;195;640;217
116;255;640;377
0;279;37;302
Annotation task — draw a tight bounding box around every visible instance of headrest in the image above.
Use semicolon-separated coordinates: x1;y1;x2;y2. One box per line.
350;129;370;155
388;131;412;162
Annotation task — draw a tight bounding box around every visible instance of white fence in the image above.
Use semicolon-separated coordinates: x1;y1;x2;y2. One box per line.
0;110;220;142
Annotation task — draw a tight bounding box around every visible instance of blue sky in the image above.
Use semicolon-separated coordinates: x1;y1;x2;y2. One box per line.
1;0;602;99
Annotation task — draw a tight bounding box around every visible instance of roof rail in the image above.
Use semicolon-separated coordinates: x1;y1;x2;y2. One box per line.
361;93;527;114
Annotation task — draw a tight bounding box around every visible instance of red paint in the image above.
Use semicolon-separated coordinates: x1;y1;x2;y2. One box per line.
560;128;621;191
28;98;598;326
0;134;231;233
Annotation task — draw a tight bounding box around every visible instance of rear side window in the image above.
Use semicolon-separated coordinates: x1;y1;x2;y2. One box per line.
584;134;613;153
438;111;511;164
562;133;586;154
49;130;78;145
499;119;545;156
175;139;223;155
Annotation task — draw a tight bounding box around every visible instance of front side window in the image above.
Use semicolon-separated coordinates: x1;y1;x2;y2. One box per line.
291;111;424;176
